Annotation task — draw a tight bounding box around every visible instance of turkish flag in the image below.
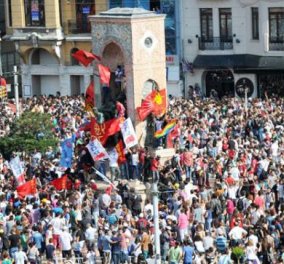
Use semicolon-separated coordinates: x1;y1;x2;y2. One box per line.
115;140;126;164
50;175;68;191
85;80;95;110
17;178;37;199
72;50;101;67
98;64;111;85
90;117;122;145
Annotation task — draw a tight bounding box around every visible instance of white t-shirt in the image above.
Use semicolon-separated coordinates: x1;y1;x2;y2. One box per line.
50;217;64;235
132;153;139;166
14;251;28;264
108;149;118;168
60;231;73;250
229;226;247;240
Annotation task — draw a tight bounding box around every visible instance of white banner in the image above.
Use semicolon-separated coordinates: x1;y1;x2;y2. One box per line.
121;118;138;148
87;139;109;161
9;156;26;185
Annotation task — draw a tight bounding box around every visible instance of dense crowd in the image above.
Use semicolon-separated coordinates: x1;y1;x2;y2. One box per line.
0;93;284;264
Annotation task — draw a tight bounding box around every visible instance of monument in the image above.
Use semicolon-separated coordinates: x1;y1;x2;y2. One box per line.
89;8;167;144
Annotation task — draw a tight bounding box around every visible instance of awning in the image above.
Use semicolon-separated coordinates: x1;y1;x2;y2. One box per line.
193;54;284;70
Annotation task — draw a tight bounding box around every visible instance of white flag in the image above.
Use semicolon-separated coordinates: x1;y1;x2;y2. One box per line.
121;118;138;148
87;139;109;161
9;156;26;185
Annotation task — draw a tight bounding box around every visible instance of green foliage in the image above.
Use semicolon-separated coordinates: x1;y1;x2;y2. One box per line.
0;112;58;158
232;246;245;260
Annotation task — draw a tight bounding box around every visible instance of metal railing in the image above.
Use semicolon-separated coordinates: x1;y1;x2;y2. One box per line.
67;19;91;34
269;37;284;51
198;37;233;50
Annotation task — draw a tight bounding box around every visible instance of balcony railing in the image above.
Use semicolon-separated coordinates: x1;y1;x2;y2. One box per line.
67;19;91;34
269;37;284;51
198;37;233;50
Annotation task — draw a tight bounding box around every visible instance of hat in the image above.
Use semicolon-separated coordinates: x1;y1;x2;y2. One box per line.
139;213;143;218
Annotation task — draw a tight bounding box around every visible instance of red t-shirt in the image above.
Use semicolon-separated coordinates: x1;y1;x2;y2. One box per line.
151;159;159;171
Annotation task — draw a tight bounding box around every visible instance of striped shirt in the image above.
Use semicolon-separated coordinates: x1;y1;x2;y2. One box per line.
215;236;227;252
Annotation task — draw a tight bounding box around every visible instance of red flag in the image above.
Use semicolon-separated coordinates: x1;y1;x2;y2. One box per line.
136;89;167;121
136;100;154;121
72;50;101;67
115;140;126;164
50;175;68;191
90;117;122;145
17;178;37;199
85;80;95;110
151;89;167;116
105;185;113;195
166;124;180;148
98;64;111;85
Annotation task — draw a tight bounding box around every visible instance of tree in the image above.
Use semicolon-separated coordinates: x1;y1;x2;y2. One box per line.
0;112;58;158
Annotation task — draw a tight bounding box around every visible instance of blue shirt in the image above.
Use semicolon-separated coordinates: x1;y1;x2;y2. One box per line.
33;232;43;249
101;235;112;252
183;245;194;263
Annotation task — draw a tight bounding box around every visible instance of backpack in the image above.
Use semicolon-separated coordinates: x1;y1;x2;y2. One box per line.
237;198;244;211
213;202;222;217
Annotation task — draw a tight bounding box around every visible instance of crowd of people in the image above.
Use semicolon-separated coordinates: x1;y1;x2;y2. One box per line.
0;92;283;264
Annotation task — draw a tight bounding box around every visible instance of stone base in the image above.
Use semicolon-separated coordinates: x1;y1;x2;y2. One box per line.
155;148;175;165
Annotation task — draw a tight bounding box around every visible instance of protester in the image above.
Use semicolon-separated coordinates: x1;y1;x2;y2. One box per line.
0;93;284;264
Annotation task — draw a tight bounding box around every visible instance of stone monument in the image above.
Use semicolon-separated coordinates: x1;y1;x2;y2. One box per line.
89;8;167;144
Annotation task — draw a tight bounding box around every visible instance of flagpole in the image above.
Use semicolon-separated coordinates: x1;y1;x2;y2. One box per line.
92;167;118;190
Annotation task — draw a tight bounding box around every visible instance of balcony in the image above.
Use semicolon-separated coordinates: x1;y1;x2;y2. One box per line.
66;19;91;34
198;37;233;50
269;37;284;51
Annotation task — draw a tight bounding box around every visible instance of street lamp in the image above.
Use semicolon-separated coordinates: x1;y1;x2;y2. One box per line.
152;180;161;264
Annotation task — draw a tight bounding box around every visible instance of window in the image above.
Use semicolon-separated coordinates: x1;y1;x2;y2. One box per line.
252;7;259;40
24;0;45;27
200;8;213;41
75;0;95;33
219;8;232;41
269;8;284;42
6;0;13;27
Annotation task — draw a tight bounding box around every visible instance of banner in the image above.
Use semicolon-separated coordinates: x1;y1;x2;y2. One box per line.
90;117;122;145
17;178;37;199
9;156;26;185
59;137;75;168
87;139;109;161
121;118;138;148
115;140;126;164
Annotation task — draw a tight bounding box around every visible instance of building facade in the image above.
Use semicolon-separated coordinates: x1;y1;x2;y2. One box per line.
183;0;284;98
3;0;182;97
4;0;109;97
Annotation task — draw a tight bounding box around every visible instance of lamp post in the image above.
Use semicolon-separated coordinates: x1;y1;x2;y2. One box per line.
152;181;161;264
0;31;2;76
14;66;20;117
